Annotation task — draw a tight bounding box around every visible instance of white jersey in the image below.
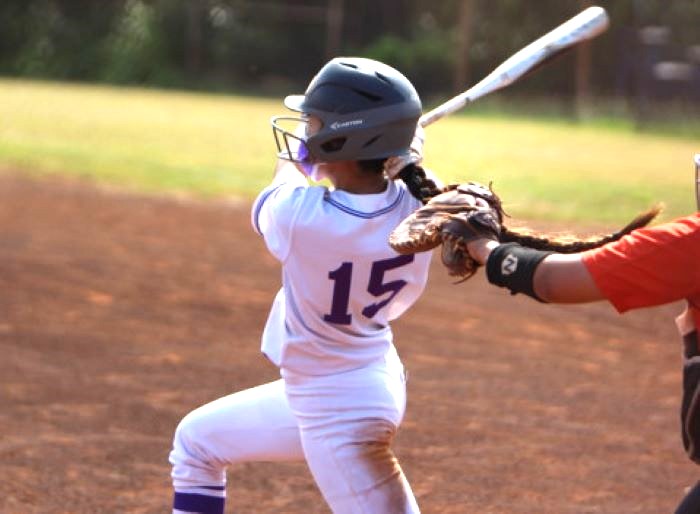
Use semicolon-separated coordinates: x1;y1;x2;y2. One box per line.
251;171;432;375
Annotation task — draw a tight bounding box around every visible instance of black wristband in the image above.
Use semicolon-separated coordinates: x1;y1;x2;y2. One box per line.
486;243;553;302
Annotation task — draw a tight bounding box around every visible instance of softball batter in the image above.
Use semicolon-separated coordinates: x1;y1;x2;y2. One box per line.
168;57;438;514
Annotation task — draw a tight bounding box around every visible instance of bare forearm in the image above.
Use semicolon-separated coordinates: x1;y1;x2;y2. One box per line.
467;239;606;304
533;253;605;303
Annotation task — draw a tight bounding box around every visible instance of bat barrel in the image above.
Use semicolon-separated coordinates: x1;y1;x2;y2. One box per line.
549;6;609;43
418;6;609;128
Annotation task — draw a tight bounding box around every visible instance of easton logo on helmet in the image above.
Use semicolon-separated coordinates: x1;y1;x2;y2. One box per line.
330;119;364;130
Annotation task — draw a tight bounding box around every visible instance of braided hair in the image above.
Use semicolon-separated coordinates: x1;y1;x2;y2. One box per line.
397;164;443;203
499;205;662;253
359;159;443;201
396;164;662;252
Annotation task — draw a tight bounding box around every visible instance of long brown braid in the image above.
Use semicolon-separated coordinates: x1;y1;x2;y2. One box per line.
398;166;663;252
397;164;444;203
499;205;663;252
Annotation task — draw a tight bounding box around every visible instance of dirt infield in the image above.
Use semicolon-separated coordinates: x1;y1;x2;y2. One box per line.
0;172;695;514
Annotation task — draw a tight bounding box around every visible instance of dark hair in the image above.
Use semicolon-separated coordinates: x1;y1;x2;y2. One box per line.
357;160;443;204
501;205;663;253
357;158;386;174
396;164;443;203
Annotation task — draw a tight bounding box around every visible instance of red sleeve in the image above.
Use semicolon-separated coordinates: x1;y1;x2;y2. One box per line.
581;213;700;313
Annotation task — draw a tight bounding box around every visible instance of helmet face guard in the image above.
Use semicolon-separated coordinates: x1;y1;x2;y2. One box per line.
271;115;314;175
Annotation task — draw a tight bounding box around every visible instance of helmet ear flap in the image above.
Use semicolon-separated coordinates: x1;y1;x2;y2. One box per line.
320;137;347;154
315;134;383;158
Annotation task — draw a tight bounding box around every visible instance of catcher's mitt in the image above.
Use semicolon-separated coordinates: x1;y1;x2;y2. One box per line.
389;182;504;280
389;180;662;281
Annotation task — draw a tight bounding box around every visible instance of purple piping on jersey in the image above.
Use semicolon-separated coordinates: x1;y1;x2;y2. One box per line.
323;189;405;219
252;184;285;234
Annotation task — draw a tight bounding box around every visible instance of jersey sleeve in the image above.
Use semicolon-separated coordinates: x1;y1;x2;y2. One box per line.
581;214;700;313
250;169;308;262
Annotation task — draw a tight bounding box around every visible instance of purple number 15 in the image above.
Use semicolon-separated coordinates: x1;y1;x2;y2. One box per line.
323;254;414;325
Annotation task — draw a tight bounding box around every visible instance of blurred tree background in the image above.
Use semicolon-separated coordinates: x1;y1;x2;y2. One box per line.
0;0;699;118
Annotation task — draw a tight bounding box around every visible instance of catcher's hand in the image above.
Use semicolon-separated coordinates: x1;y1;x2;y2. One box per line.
389;182;504;280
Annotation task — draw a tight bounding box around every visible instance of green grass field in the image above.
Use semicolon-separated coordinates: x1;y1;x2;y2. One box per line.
0;78;697;223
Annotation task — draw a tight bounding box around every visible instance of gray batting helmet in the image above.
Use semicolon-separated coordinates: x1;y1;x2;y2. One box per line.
272;57;422;164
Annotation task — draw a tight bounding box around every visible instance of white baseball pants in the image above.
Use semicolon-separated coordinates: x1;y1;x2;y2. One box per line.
169;351;420;514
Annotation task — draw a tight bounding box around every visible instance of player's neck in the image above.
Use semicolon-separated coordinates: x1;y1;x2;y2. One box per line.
327;162;388;195
338;179;388;194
